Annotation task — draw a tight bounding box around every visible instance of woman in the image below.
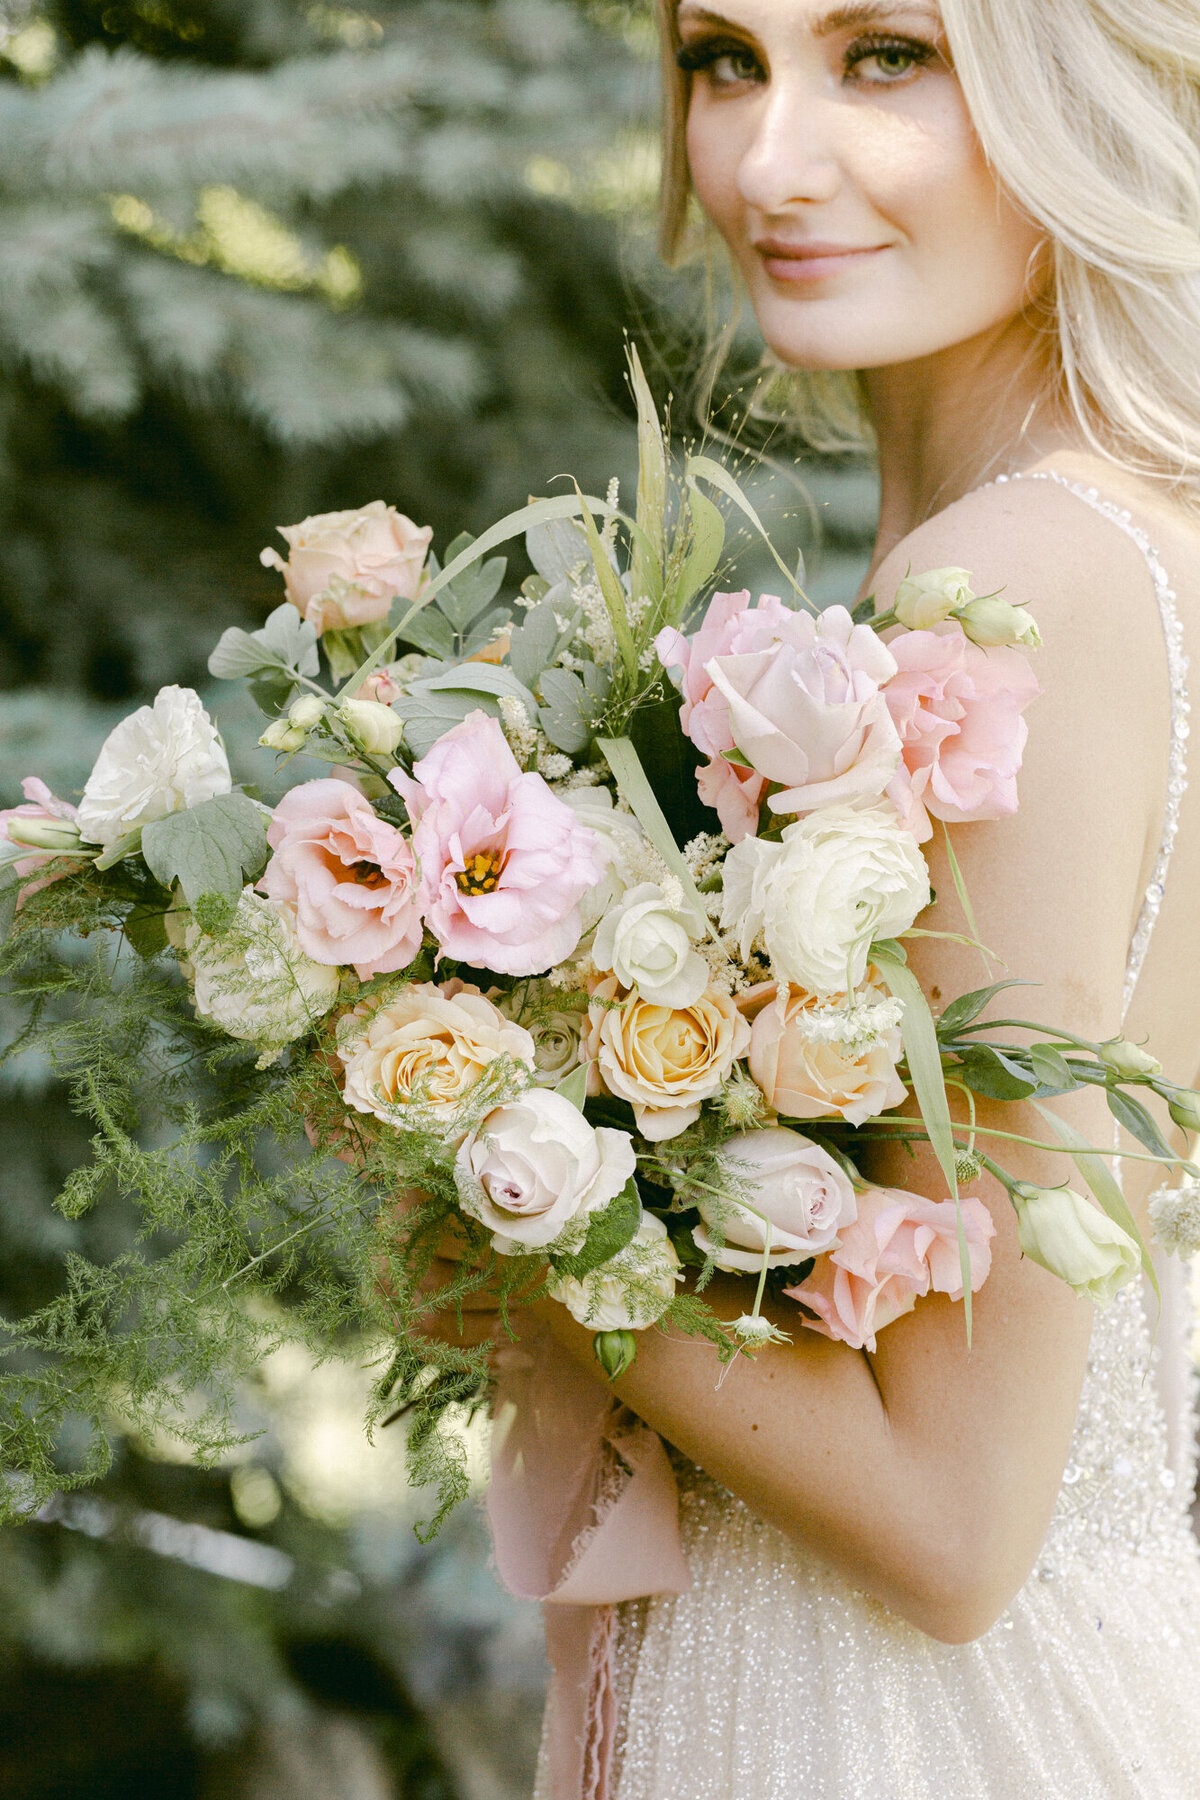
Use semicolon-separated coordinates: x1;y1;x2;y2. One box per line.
439;2;1200;1793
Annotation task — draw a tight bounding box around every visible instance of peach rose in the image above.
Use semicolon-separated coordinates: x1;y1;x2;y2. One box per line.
585;974;750;1142
338;980;535;1138
786;1185;995;1352
260;501;432;635
740;982;907;1127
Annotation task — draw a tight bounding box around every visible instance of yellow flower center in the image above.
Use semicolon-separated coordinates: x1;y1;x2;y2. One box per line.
456;850;505;896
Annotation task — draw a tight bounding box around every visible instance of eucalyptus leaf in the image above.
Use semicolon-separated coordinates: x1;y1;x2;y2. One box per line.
439;549;507;632
538;668;593;754
550;1179;642;1281
399;690;502;758
526;516;591;586
461;608;512;658
393;606;455;659
208;602;319;682
421;664;538;710
508;600;563;687
141;793;270;905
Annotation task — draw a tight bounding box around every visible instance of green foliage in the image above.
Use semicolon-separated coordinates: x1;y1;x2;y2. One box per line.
140;789;269;901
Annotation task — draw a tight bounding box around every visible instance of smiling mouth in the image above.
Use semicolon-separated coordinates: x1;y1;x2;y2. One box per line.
754;242;889;283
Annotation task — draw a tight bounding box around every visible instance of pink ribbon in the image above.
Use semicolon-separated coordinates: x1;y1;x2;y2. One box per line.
487;1325;691;1800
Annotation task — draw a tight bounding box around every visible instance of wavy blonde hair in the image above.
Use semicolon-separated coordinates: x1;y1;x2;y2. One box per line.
656;0;1200;500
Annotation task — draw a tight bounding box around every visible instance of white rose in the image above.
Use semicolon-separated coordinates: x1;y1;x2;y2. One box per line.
1013;1184;1140;1306
551;1213;682;1330
722;804;930;997
560;788;647;932
894;566;975;630
592;882;708;1008
77;686;232;848
186;888;340;1067
454;1088;636;1252
692;1126;858;1271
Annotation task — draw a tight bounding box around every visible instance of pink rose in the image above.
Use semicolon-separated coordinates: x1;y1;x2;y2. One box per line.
0;777;85;895
703;605;903;817
883;622;1040;842
655;589;794;758
391;712;606;976
786;1185;995;1351
692;1125;857;1270
695;755;767;845
260;501;432;635
741;981;907;1127
258;778;422;979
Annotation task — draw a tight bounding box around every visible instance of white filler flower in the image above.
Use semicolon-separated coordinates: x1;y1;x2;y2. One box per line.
551;1212;682;1330
78;685;232;847
186;889;340;1066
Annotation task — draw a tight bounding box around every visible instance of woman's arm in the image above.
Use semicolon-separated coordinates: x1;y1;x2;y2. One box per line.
533;480;1169;1643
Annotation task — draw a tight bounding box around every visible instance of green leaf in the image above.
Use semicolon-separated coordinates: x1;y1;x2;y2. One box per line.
955;1045;1037;1101
851;594;878;624
874;948;972;1339
629;692;714;849
597;734;715;939
687;454;814;611
460;608;512;658
1106;1087;1175;1161
936;979;1034;1037
668;475;726;625
538;668;593;754
575;485;639;682
1034;1102;1157;1292
508;600;564;687
93;828;144;872
421;664;538;711
141;793;269;905
551;1178;642;1281
439;551;507;633
628;343;667;611
393;606;455;659
554;1063;589;1111
1028;1044;1081;1093
123;903;169;959
941;823;990;976
208;602;319;683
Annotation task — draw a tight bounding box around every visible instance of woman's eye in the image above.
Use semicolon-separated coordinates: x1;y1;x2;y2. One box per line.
845;36;934;84
676;40;763;88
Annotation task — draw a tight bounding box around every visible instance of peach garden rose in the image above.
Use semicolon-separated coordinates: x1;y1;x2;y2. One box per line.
740;981;907;1128
260;501;432;635
585;974;750;1141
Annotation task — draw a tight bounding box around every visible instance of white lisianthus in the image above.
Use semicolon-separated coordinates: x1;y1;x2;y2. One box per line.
559;787;647;931
1012;1183;1140;1306
722;805;930;997
78;686;232;847
592;882;708;1008
894;566;975;630
551;1213;682;1330
955;595;1042;651
454;1089;636;1252
185;888;340;1067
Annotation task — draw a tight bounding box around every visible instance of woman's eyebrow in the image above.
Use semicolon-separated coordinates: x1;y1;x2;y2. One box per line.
676;2;941;31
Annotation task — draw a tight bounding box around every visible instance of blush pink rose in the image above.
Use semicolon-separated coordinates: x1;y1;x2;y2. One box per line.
785;1185;995;1352
258;778;422;979
703;604;903;817
0;777;86;896
695;754;768;844
391;711;606;976
260;501;432;635
655;589;794;759
883;622;1040;842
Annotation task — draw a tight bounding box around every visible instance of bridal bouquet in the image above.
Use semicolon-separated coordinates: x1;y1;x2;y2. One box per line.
4;352;1198;1528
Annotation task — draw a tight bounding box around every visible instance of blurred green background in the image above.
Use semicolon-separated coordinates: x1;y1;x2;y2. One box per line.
0;2;877;1793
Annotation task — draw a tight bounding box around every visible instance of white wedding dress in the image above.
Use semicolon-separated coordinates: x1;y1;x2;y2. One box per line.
540;474;1200;1800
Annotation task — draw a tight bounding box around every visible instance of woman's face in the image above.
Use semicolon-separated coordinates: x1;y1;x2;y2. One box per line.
678;0;1046;372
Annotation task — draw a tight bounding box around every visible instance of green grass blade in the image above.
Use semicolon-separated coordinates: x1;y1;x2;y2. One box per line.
597;735;716;939
687;454;814;611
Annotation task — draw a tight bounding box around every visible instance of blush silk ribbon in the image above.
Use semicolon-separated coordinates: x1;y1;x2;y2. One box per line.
487;1325;692;1800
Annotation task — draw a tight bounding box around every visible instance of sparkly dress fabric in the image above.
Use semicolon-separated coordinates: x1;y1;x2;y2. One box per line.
531;474;1200;1800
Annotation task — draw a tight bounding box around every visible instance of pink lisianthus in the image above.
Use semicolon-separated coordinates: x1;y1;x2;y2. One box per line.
695;754;767;844
702;604;903;817
655;589;794;759
785;1185;995;1352
257;778;422;979
260;502;432;635
391;712;606;976
883;622;1040;842
0;778;86;894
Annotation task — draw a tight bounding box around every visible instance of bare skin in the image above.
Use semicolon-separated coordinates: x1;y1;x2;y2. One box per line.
413;0;1200;1643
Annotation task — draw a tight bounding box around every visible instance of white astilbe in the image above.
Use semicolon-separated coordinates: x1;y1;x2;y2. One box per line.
795;995;905;1051
498;694;537;765
1148;1183;1200;1257
684;831;730;884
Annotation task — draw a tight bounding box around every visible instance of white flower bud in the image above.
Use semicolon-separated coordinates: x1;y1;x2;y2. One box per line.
894;567;974;630
956;595;1042;650
288;695;326;731
1012;1183;1140;1306
1167;1089;1200;1134
593;1330;637;1380
339;697;404;756
1099;1036;1162;1080
5;816;83;852
259;719;307;752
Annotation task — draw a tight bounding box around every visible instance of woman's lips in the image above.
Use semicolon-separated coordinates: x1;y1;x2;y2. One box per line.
755;242;888;283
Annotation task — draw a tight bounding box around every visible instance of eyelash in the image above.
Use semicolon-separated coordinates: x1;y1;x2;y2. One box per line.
675;31;937;89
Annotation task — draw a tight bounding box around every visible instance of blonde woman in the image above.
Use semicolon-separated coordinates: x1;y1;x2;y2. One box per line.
448;2;1200;1794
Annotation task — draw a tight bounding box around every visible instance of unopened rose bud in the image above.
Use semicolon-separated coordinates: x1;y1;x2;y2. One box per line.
359;668;403;706
339;697;404;757
5;816;83;852
1167;1089;1200;1134
288;695;326;731
1100;1036;1162;1080
593;1329;637;1381
259;719;307;753
894;566;974;630
1012;1183;1139;1306
956;595;1042;650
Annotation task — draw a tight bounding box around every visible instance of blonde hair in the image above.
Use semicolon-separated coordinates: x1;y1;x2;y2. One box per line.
656;0;1200;501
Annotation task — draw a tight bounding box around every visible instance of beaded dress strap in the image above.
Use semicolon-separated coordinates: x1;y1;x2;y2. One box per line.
992;469;1191;1020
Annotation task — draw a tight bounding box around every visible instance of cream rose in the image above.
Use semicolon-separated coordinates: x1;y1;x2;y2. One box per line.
742;982;907;1127
585;975;750;1142
77;686;231;848
338;981;535;1137
722;804;930;997
592;882;708;1009
186;888;340;1067
260;501;432;635
496;984;587;1086
692;1126;858;1271
455;1089;636;1252
551;1213;682;1329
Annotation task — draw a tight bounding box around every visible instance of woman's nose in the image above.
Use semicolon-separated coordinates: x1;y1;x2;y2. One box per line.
736;85;843;213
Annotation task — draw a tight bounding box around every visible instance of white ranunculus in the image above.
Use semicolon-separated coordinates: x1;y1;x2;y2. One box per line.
1013;1184;1140;1306
454;1089;636;1252
186;888;340;1067
551;1212;682;1331
893;566;974;630
722;804;930;997
592;881;708;1008
692;1126;858;1271
559;787;648;932
77;686;232;848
